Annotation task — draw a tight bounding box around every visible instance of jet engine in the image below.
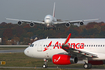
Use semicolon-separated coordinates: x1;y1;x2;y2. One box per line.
52;54;78;65
80;22;84;25
65;23;70;27
18;21;22;25
29;23;35;27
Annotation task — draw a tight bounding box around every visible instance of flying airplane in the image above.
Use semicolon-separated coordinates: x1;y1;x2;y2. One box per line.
6;3;98;29
24;33;105;69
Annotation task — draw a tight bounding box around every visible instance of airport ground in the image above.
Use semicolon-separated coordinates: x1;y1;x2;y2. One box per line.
0;47;105;70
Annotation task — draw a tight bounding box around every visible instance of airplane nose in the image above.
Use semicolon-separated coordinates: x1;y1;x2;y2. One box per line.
24;48;29;56
24;47;33;57
24;48;27;55
45;20;50;24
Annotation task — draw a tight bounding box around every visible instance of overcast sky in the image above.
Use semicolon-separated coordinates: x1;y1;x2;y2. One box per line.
0;0;105;23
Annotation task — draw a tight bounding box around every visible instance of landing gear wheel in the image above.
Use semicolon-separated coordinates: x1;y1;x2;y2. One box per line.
42;64;48;68
88;63;92;69
57;28;60;30
83;63;92;69
53;28;60;30
43;59;48;68
83;63;88;69
44;28;50;30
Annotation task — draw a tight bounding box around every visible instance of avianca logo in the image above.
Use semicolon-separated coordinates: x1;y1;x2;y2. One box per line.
54;56;61;62
43;41;84;52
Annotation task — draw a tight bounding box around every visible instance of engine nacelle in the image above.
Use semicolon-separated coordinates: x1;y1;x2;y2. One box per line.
65;23;70;27
80;22;84;25
88;60;105;65
18;21;22;25
29;23;35;27
52;54;78;65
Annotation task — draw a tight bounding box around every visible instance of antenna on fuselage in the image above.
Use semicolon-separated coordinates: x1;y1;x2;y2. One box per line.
46;36;49;39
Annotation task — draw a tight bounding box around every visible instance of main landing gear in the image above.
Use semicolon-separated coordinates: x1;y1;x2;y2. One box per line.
83;59;92;69
44;28;60;30
42;58;92;69
42;59;48;68
83;63;92;69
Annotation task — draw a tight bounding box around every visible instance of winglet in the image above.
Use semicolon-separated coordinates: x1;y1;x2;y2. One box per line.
64;33;71;45
62;33;71;52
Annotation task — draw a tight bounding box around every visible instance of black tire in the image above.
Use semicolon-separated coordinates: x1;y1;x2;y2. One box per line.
83;63;88;69
83;63;92;69
42;64;48;68
88;63;92;69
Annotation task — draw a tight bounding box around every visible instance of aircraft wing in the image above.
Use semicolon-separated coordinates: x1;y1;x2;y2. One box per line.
69;19;98;23
6;18;45;24
54;21;66;24
62;33;97;58
54;19;98;24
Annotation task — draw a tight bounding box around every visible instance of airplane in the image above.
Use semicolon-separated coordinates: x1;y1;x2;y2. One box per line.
6;3;98;29
24;33;105;69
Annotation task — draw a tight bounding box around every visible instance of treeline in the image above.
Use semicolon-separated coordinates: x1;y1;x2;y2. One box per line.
0;21;105;45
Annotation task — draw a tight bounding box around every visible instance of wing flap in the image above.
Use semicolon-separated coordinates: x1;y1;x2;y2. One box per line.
62;45;97;58
71;49;97;58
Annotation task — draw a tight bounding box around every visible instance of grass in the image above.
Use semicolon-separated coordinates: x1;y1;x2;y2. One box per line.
0;68;87;70
0;53;38;67
0;52;75;67
0;53;105;70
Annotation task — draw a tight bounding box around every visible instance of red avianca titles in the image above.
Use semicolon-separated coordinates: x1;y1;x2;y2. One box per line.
24;33;105;69
43;41;84;52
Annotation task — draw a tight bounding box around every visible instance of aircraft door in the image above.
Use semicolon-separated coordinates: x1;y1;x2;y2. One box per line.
37;41;43;52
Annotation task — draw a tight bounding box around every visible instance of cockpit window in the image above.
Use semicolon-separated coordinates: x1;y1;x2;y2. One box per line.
30;44;34;47
46;18;50;19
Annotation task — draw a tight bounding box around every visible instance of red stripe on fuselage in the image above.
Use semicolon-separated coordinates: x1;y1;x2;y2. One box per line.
43;41;52;51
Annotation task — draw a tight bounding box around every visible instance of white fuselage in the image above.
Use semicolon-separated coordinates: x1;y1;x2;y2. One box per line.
44;15;57;27
24;38;105;60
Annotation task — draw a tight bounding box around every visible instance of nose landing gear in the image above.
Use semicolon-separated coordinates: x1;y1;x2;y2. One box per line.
42;59;48;68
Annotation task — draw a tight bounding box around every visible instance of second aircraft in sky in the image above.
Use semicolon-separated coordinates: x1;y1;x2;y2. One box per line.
6;3;98;29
